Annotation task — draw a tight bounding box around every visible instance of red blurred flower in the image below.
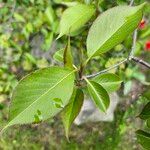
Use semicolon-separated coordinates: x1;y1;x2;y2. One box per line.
139;20;146;29
145;41;150;51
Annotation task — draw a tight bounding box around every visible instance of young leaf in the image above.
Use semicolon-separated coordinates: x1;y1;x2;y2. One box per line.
87;3;146;59
61;88;84;140
136;130;150;150
63;37;73;69
84;78;110;113
2;67;75;132
58;4;95;38
93;73;122;93
53;49;64;62
138;102;150;120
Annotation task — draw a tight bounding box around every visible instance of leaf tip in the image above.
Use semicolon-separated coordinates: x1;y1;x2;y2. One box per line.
65;133;70;142
56;34;63;40
63;126;70;142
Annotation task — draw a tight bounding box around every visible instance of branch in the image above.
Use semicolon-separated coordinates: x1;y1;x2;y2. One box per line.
129;0;134;6
85;56;150;79
128;29;137;59
131;56;150;69
83;0;150;80
86;58;128;79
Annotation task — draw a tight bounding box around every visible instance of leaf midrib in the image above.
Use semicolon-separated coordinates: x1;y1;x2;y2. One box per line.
62;6;94;35
88;7;142;58
68;91;78;127
86;79;106;112
9;70;75;124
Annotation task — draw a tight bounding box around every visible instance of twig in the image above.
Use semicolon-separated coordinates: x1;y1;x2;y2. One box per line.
131;56;150;69
129;0;134;6
86;58;128;79
83;0;150;80
85;55;150;79
128;29;137;59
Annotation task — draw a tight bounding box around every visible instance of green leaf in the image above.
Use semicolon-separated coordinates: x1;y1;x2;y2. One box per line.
2;67;75;132
87;3;146;59
93;73;122;93
25;53;36;64
54;1;79;7
42;32;53;51
69;27;86;37
139;102;150;120
53;49;64;62
14;13;25;22
58;4;95;38
136;130;150;150
45;6;55;25
84;78;110;112
61;88;84;140
63;37;73;69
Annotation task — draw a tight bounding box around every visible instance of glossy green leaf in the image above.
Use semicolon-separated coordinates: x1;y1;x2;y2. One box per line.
84;78;110;112
63;37;73;69
53;49;64;62
93;73;122;93
61;88;84;140
136;130;150;150
58;4;95;38
139;102;150;120
87;3;146;59
2;67;75;132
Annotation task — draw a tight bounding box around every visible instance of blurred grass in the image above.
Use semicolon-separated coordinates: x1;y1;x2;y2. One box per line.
0;100;143;150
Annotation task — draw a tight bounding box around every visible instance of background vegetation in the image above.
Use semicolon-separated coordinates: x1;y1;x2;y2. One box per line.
0;0;150;149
